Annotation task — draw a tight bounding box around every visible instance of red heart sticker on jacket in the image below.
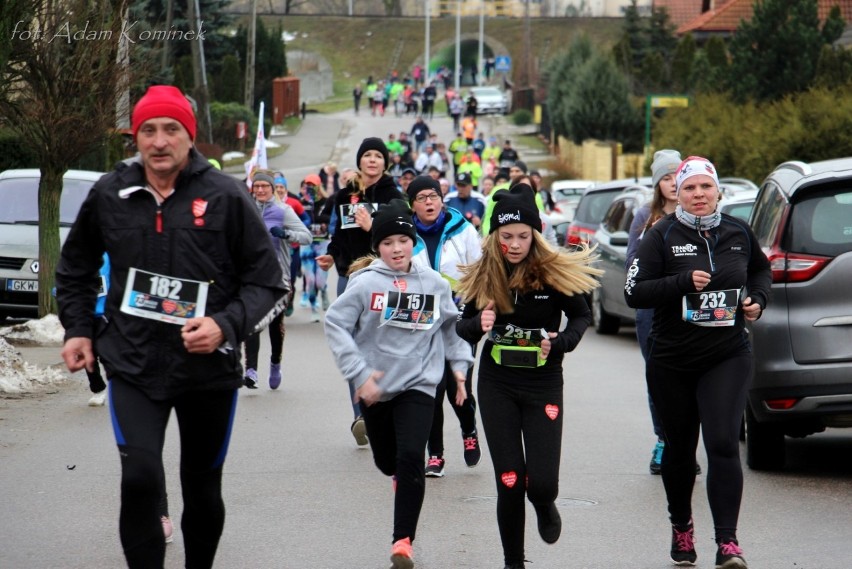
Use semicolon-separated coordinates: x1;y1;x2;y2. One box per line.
545;404;559;420
501;471;517;488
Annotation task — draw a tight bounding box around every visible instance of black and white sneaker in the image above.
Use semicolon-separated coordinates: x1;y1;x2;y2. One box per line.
463;431;482;467
671;522;697;566
425;455;445;477
244;368;258;389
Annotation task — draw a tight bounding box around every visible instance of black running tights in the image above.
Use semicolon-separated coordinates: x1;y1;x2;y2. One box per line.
244;311;285;369
109;379;238;569
427;355;477;457
646;353;752;542
360;389;434;544
478;378;564;566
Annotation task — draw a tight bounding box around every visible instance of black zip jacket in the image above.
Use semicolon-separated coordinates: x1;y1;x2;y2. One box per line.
56;150;287;399
325;174;403;274
624;213;771;369
457;285;591;384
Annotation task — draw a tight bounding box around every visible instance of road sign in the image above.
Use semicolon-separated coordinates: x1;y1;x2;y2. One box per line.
650;96;689;108
494;56;511;72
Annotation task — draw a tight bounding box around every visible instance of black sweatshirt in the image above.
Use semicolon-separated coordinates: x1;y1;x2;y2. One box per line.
457;285;591;384
624;213;772;369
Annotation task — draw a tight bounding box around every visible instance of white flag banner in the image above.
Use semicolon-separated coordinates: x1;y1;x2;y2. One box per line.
244;101;268;187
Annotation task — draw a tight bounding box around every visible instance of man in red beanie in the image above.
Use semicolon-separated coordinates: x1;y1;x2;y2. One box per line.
57;85;288;568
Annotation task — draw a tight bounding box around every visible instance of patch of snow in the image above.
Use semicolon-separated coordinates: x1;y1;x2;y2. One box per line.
281;31;297;42
222;151;246;161
0;314;65;346
0;337;65;394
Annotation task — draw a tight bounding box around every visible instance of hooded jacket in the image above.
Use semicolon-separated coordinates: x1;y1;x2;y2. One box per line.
255;198;312;278
325;174;403;274
324;256;473;401
412;207;481;287
56;150;287;399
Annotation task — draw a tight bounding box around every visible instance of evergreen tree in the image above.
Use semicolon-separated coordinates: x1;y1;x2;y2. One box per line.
814;44;852;89
235;19;287;110
216;55;243;103
545;35;595;140
564;54;643;150
670;33;696;93
703;37;730;93
821;5;846;44
727;0;823;102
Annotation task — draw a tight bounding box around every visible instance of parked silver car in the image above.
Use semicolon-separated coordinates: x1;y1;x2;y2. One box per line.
0;169;101;318
745;158;852;469
590;186;652;334
468;86;508;115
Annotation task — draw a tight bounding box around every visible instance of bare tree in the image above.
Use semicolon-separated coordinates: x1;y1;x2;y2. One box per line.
0;0;148;316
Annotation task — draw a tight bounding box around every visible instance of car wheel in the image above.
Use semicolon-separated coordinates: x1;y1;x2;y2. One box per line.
745;403;786;470
592;288;620;335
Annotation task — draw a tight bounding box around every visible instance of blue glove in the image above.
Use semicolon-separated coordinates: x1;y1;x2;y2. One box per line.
270;226;288;239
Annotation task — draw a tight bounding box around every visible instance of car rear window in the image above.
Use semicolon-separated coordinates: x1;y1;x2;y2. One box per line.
787;184;852;258
0;177;94;225
574;189;622;224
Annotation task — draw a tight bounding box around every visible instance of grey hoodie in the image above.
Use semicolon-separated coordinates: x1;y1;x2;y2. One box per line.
324;256;473;402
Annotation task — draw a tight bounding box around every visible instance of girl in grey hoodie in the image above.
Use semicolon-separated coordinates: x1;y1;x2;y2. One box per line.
324;200;473;569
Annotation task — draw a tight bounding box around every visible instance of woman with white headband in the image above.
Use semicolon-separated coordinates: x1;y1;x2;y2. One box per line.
624;156;772;569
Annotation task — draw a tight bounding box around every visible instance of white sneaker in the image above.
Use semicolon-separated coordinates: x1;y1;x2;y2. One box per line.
88;391;107;407
161;515;174;544
311;306;321;322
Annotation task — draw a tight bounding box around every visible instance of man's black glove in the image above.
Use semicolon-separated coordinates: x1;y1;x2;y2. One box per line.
270;226;288;239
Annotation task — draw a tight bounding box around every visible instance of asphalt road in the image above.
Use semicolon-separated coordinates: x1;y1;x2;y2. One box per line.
2;300;851;568
2;109;851;568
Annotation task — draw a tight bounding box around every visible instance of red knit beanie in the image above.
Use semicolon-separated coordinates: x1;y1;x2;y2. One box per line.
131;85;197;140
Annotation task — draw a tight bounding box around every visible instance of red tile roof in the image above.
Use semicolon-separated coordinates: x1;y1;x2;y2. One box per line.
673;0;852;35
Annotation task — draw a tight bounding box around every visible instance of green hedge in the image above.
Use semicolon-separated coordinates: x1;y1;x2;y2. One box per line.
653;87;852;183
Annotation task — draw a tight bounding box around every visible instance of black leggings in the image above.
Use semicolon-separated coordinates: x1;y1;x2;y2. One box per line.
360;389;434;544
109;379;238;569
478;378;563;565
244;312;285;369
427;353;477;457
646;353;752;541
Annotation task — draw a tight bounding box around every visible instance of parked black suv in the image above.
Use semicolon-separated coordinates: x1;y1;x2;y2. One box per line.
745;158;852;470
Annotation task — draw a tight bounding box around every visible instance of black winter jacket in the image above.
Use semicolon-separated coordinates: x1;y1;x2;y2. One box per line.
56;150;287;399
457;286;591;384
325;174;403;274
624;213;771;369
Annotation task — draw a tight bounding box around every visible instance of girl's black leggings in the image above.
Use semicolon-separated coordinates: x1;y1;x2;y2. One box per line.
109;379;238;569
360;389;434;544
244;311;285;369
646;353;752;542
428;352;477;457
477;377;564;566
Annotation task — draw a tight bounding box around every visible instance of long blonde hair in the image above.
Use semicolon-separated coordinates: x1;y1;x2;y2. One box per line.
456;231;602;314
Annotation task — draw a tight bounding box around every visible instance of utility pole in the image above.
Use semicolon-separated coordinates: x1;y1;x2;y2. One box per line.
424;0;431;84
161;0;173;74
478;0;484;86
245;0;257;110
454;0;461;91
188;0;213;143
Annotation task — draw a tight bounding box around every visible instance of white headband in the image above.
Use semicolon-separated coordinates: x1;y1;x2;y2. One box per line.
675;157;720;194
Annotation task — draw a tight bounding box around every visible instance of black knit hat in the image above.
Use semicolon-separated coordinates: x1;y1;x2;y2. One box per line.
489;183;541;234
356;136;389;170
406;175;441;203
371;199;417;250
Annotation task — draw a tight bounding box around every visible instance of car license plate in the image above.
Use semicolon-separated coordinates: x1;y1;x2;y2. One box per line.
6;279;38;292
